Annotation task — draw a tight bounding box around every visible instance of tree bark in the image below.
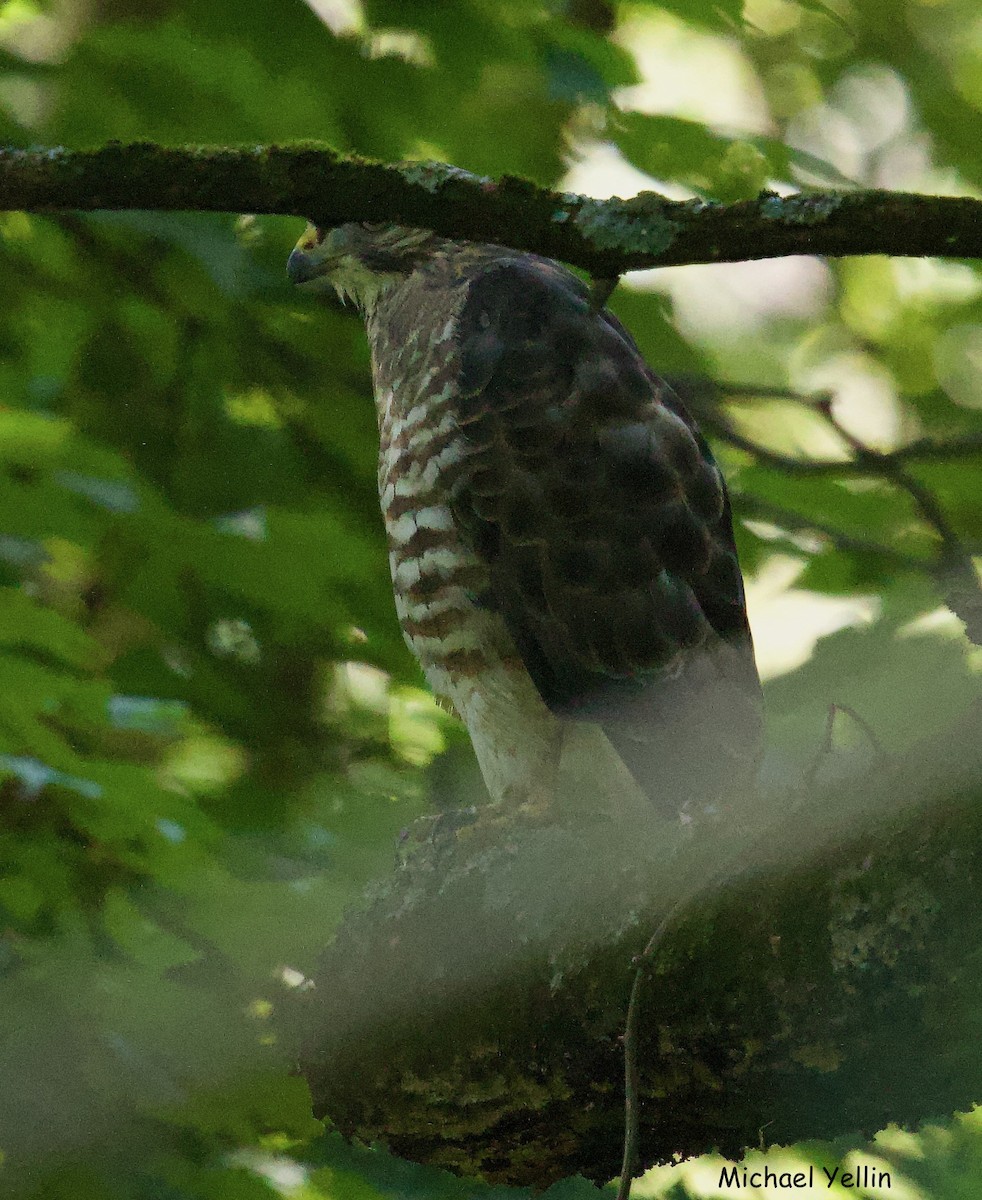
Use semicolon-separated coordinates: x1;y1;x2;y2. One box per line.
296;704;982;1188
1;144;981;275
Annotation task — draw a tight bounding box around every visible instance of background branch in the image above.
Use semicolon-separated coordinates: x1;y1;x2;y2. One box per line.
670;379;982;645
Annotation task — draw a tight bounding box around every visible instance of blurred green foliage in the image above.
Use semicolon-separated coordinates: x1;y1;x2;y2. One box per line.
0;0;980;1197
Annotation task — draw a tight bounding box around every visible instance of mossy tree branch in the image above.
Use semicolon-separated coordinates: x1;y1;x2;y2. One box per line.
297;706;982;1189
1;143;982;275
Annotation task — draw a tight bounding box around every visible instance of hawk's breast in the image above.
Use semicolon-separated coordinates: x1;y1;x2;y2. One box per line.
373;284;519;707
367;246;762;811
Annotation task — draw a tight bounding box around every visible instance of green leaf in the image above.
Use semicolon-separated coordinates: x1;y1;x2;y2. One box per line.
613;111;859;194
538;22;640;103
102;890;201;972
162;1072;322;1143
0;586;95;668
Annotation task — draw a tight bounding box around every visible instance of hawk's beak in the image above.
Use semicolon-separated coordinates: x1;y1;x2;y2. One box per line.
287;247;317;286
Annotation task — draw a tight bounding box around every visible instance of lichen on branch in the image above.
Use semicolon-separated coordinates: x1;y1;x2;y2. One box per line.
1;142;982;274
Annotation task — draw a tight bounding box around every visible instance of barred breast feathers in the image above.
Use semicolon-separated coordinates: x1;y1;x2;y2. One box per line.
364;243;762;812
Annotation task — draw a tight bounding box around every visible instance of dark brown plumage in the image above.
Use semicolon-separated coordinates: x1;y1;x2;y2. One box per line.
289;222;762;816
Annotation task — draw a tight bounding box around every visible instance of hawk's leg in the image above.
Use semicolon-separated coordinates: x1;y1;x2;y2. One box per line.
449;661;565;820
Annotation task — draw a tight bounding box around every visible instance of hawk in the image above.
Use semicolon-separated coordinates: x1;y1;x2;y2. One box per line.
288;222;762;818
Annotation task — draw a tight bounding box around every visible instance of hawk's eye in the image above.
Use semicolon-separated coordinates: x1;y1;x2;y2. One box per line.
302;226;327;250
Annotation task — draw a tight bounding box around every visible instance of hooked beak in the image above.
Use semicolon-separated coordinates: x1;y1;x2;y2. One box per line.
287;246;318;286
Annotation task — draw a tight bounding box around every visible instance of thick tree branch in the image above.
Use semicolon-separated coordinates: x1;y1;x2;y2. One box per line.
296;706;982;1189
1;143;982;274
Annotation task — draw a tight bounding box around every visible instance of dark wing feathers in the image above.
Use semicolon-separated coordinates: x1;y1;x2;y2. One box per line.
450;257;762;808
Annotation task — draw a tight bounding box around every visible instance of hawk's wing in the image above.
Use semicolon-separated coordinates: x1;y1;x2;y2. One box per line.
448;256;762;813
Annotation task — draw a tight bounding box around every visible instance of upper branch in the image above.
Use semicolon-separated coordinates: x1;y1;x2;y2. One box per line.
1;143;981;274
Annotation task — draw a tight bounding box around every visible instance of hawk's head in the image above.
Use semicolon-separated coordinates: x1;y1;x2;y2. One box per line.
287;222;440;311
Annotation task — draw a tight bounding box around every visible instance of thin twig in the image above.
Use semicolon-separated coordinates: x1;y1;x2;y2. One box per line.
713;382;835;407
702;415;857;476
616;894;690;1200
679;380;982;476
802;702;890;794
701;411;982;479
817;398;982;644
737;495;927;570
685;379;982;646
819;399;961;546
